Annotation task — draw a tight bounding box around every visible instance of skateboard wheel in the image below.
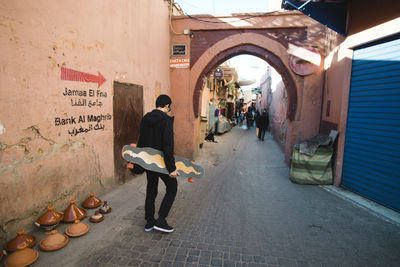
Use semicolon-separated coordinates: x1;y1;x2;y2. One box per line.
188;177;194;183
130;143;137;147
127;162;134;169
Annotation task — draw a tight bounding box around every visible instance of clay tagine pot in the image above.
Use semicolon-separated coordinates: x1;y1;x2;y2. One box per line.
89;210;104;223
63;200;87;223
5;230;37;253
5;243;38;267
99;201;112;214
35;206;64;232
39;230;69;251
82;193;102;209
65;220;90;237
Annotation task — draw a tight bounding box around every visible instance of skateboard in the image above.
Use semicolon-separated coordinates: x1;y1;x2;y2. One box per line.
122;144;204;179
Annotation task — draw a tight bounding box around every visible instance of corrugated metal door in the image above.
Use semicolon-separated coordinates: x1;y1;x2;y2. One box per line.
342;37;400;212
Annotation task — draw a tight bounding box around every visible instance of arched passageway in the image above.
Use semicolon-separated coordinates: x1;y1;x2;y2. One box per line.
192;44;297;121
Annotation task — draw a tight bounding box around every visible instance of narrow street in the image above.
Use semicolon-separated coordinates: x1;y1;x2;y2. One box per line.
32;125;400;267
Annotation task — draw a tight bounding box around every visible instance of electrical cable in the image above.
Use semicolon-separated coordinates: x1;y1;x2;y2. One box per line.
169;0;184;35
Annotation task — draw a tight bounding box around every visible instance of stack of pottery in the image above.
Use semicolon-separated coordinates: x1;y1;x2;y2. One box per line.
4;243;38;267
99;201;112;214
82;193;101;209
35;206;64;232
5;230;36;253
63;200;87;223
65;220;90;237
39;230;69;251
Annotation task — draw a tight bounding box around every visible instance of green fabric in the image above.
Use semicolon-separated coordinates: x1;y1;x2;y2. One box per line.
290;146;333;185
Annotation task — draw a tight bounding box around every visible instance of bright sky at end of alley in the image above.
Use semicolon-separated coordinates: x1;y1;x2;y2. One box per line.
175;0;282;15
229;56;270;90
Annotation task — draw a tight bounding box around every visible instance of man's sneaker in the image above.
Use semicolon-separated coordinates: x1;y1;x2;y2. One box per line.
154;217;174;233
144;219;155;232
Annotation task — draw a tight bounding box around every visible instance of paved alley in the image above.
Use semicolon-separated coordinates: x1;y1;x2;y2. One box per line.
30;126;400;267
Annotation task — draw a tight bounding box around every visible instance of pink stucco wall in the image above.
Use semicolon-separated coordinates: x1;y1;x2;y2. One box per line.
0;0;171;243
268;81;288;151
259;70;270;112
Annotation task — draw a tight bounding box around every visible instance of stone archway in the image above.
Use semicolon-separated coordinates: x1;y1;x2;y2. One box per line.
171;26;324;160
189;32;300;123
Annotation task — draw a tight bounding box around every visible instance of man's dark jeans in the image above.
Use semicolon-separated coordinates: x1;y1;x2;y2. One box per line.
145;170;177;221
258;128;266;140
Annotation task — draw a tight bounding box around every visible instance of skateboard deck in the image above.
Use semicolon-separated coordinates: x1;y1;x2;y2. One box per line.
122;144;204;179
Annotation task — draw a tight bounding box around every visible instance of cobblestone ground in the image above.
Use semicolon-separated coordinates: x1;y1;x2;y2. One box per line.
79;126;400;267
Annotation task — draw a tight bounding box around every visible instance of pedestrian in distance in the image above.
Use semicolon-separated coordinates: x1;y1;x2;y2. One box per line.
246;110;253;129
236;109;242;125
205;125;218;143
257;109;269;141
136;94;178;233
240;110;245;125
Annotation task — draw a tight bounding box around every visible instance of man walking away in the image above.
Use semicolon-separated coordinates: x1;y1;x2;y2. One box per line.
246;110;253;129
257;109;269;141
136;94;178;233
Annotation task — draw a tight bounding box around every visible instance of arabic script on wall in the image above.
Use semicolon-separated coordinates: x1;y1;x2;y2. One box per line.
56;68;111;137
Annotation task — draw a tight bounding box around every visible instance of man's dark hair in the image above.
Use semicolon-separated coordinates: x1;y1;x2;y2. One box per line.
156;94;172;108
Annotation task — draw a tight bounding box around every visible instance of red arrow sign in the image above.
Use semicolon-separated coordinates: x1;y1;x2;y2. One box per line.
61;67;106;88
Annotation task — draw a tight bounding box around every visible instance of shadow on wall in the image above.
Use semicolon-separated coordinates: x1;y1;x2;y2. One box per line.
268;80;288;151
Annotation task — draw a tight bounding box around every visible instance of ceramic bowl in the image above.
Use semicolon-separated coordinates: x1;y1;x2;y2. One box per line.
65;220;90;237
63;200;87;223
89;210;104;223
36;206;63;226
5;243;38;267
99;201;112;214
39;230;69;251
5;230;37;253
82;193;101;209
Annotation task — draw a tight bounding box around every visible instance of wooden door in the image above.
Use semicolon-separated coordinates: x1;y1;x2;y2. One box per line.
113;81;143;183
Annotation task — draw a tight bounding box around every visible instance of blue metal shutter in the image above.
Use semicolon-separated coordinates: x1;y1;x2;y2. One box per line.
342;37;400;212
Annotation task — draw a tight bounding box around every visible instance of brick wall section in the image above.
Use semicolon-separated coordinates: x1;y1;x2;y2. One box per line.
190;28;308;68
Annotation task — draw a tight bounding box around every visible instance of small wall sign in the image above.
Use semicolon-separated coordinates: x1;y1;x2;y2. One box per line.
169;58;190;69
213;68;224;79
172;44;187;56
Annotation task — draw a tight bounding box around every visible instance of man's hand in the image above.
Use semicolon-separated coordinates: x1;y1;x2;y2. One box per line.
169;170;178;178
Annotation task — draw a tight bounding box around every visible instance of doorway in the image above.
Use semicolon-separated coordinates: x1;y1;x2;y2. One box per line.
113;81;143;183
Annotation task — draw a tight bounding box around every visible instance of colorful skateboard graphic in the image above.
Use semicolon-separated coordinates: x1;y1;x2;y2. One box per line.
122;144;204;179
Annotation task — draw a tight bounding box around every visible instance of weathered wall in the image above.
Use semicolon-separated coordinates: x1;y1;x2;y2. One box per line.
259;69;271;112
0;0;171;244
320;29;346;134
171;11;327;161
268;81;287;152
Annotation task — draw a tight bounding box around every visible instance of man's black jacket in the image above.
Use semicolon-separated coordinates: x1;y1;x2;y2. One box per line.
257;112;269;130
137;109;176;173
